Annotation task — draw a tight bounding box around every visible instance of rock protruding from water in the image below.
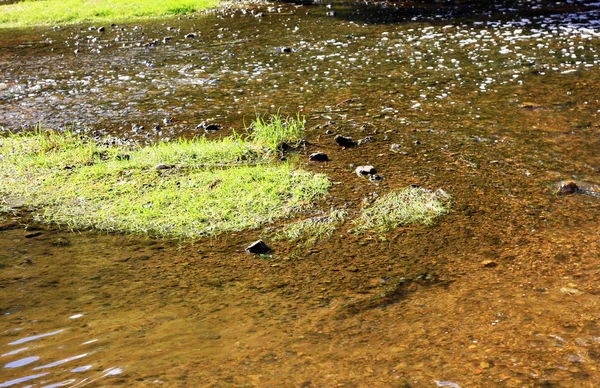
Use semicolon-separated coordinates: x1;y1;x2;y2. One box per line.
557;181;580;195
195;122;221;133
204;124;221;133
309;152;328;162
355;165;377;177
246;239;271;254
335;135;356;148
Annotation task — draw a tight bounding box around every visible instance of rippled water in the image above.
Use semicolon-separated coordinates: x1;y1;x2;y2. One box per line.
2;0;600;386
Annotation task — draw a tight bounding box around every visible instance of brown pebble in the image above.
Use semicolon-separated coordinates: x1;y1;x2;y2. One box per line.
481;259;498;268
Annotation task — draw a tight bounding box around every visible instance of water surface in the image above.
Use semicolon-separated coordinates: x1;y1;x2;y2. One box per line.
2;0;600;386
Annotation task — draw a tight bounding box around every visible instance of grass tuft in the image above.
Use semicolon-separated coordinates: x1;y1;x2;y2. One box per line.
352;187;452;233
247;113;305;153
0;125;330;239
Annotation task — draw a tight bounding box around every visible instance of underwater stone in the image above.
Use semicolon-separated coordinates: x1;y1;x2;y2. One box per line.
357;136;376;145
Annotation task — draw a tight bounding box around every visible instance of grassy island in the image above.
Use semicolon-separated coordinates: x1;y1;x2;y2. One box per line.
0;115;331;239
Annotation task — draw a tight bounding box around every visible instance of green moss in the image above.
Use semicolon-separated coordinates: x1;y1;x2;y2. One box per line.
0;0;221;28
0;128;331;239
352;187;452;233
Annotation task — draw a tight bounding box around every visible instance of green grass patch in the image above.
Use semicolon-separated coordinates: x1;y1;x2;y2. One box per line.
0;125;331;239
352;187;452;233
0;0;220;28
247;113;306;154
275;209;346;244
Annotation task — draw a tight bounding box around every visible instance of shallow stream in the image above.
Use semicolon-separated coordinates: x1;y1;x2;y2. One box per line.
2;0;600;386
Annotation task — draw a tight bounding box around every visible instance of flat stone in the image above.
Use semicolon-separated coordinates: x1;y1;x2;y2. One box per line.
246;239;271;254
155;163;171;170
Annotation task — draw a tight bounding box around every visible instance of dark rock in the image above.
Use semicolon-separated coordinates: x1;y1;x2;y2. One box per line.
357;136;376;145
309;152;329;162
246;239;271;254
481;259;498;268
281;47;292;53
326;11;337;16
335;135;356;148
355;165;377;177
163;36;172;43
98;26;106;32
24;231;43;239
204;123;222;133
369;174;383;182
185;33;197;39
557;181;579;195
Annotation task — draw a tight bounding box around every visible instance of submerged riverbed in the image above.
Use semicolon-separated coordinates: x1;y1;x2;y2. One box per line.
2;0;600;386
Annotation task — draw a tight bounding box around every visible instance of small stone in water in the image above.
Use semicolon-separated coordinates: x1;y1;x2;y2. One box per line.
481;259;498;268
246;239;271;254
357;136;375;145
355;165;377;177
309;152;328;162
204;123;221;133
335;135;356;148
185;33;197;39
557;181;579;195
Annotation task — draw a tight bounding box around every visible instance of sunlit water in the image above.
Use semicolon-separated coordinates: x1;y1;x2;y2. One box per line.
2;0;600;386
